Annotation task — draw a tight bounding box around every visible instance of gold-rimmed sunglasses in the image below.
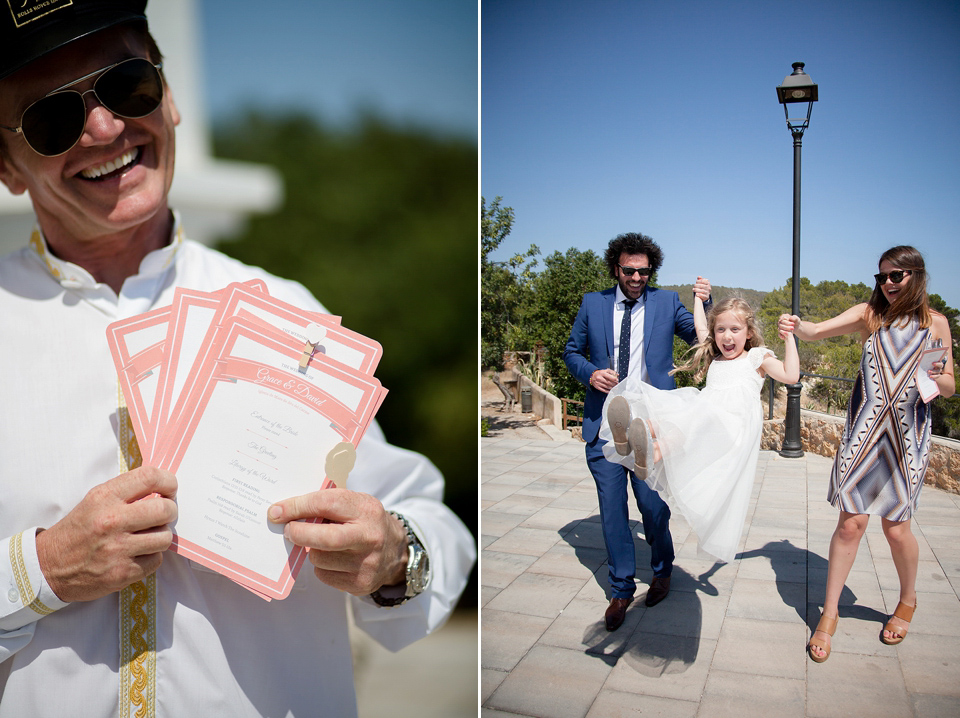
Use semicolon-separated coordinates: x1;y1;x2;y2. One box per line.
0;58;164;157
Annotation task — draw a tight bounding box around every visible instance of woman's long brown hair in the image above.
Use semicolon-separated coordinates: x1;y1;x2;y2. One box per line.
865;245;932;332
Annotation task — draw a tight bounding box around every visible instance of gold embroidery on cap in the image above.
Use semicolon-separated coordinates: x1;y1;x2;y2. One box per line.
6;0;73;29
117;384;156;718
8;530;54;616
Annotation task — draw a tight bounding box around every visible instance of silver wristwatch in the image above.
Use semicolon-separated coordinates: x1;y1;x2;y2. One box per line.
370;511;430;607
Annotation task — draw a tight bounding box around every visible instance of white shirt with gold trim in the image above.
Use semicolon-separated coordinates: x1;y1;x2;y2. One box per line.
0;215;475;717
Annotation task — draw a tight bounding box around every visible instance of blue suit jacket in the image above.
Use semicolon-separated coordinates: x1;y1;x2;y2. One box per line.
563;286;700;443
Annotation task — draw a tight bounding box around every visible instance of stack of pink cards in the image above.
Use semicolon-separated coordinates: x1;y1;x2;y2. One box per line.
106;280;386;600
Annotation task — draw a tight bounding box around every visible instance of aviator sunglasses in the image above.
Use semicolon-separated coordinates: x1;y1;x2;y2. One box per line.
874;269;912;285
0;58;164;157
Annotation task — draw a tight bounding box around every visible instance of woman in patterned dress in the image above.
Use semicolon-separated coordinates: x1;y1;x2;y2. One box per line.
779;246;955;663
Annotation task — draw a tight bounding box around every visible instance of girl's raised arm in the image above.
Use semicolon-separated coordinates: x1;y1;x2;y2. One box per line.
694;295;709;344
761;331;800;384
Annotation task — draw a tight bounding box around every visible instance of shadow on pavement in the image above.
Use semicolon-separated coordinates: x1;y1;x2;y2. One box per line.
559;517;720;676
737;539;887;630
556;530;892;677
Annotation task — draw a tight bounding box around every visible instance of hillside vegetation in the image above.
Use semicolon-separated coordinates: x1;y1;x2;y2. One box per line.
483;198;960;438
660;285;768;315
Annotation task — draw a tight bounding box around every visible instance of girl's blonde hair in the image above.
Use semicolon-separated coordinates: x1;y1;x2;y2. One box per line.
672;297;765;382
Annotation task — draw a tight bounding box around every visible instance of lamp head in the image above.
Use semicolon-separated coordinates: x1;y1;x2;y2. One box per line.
776;62;818;134
777;62;818;104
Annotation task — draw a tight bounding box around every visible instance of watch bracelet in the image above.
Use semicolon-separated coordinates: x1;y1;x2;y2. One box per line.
369;511;426;607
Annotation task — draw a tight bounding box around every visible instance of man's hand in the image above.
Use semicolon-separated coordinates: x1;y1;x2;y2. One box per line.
268;490;408;596
693;276;712;302
35;467;178;603
590;368;619;393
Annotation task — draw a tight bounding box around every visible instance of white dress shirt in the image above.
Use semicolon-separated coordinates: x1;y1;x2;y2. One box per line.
613;286;648;384
0;216;475;717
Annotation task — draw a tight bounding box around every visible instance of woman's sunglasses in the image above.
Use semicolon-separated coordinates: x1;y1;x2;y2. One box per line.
874;269;912;285
0;58;164;157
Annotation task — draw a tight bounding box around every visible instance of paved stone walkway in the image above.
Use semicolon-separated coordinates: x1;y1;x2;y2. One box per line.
480;437;960;718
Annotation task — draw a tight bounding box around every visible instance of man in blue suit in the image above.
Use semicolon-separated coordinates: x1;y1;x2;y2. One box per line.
563;232;711;631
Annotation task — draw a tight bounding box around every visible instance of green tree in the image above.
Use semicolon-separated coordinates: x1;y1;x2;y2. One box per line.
760;277;866;375
671;335;706;390
481;195;513;260
480;196;538;368
929;294;960;438
521;248;609;401
760;277;865;412
808;342;862;413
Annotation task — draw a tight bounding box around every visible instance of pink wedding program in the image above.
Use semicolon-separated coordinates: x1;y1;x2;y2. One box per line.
107;282;386;600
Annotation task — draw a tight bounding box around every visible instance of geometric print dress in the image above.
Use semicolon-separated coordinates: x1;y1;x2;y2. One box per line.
828;318;932;520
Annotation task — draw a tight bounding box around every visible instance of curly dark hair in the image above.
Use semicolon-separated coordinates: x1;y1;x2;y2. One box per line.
603;233;664;279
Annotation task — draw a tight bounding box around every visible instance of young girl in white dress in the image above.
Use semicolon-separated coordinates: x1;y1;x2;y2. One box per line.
599;293;799;562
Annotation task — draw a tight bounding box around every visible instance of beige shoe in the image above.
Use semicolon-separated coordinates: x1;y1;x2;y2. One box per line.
881;600;915;645
808;614;837;663
608;396;632;456
628;418;649;476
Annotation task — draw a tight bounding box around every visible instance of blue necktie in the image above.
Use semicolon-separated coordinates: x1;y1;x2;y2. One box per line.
618;299;637;382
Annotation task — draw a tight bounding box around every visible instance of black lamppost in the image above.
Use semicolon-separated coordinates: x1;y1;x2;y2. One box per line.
776;62;818;458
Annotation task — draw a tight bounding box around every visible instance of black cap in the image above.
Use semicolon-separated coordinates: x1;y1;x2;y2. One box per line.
0;0;148;81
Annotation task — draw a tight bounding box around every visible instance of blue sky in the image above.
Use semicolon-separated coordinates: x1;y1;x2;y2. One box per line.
482;0;960;312
197;0;477;138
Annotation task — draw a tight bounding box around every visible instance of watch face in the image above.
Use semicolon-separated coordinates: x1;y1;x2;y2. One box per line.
406;544;430;596
414;552;430;590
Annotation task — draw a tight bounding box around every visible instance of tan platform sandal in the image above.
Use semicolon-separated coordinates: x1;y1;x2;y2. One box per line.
808;614;837;663
880;600;916;645
627;418;649;477
608;396;632;456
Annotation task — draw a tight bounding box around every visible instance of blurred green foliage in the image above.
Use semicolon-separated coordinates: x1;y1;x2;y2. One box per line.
211;111;477;602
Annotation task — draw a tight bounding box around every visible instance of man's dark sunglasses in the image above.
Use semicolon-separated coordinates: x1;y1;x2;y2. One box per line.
618;265;653;277
874;269;912;285
0;58;164;157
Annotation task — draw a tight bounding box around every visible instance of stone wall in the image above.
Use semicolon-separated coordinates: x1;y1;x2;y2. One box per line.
497;367;960;496
518;375;563;428
498;368;564;428
761;410;960;495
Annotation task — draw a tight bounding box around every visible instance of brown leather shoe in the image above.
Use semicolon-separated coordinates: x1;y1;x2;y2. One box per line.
604;597;632;631
645;576;671;607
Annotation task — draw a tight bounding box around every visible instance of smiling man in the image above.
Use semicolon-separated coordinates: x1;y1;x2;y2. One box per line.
0;29;176;289
563;232;710;632
0;2;473;715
